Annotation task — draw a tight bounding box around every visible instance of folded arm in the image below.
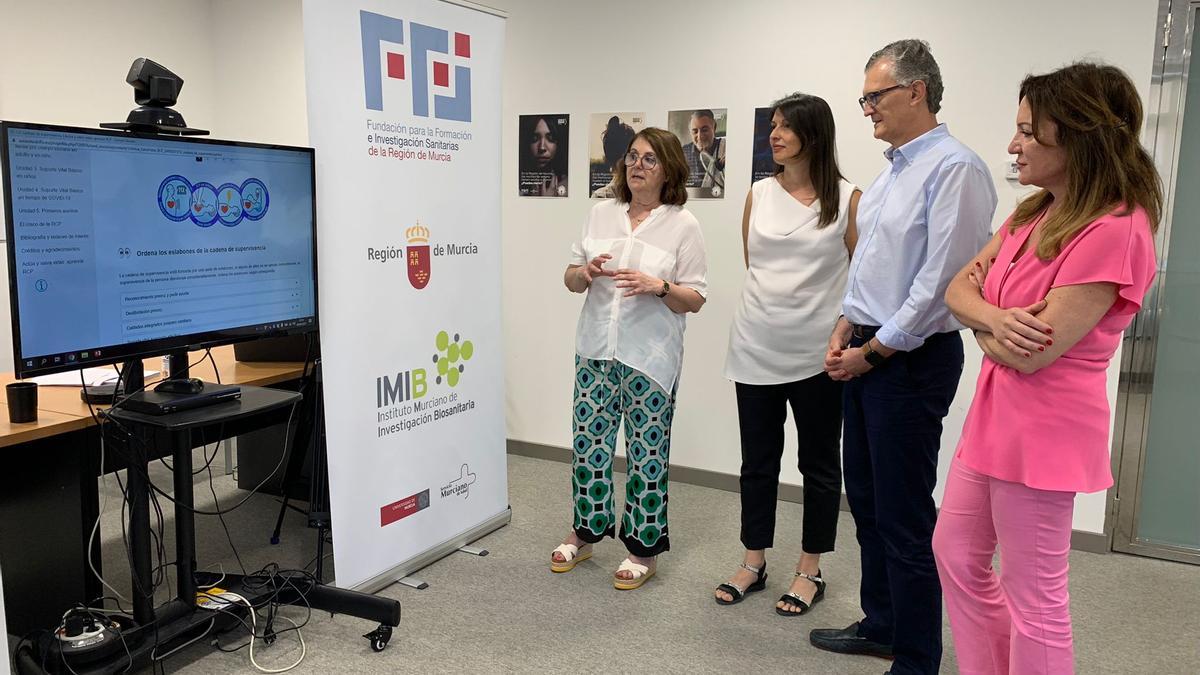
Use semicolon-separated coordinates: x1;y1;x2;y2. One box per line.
986;282;1117;374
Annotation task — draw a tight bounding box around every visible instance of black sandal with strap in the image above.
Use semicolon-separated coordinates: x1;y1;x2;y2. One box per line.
776;569;825;616
714;562;767;606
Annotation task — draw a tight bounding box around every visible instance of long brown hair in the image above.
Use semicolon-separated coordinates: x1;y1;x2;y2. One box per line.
611;127;689;206
771;93;845;227
1011;62;1162;259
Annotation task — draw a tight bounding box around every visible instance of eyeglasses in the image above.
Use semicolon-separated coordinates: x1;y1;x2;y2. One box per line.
858;83;910;111
624;151;658;169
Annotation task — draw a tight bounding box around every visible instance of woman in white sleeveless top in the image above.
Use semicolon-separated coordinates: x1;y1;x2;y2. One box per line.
714;94;860;616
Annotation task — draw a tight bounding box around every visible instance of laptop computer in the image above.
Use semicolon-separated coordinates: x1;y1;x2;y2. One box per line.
119;383;243;415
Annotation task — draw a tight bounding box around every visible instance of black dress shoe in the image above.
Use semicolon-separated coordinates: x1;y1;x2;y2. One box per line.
808;621;894;659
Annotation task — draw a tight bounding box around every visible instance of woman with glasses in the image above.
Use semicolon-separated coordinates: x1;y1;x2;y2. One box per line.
552;128;708;590
936;62;1160;673
714;93;860;614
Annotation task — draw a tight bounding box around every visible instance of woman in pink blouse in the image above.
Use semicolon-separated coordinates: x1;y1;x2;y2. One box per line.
935;62;1161;674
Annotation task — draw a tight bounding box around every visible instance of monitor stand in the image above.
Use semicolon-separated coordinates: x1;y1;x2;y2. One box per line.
80;350;187;405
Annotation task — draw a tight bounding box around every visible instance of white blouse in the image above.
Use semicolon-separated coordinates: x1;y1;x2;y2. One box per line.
724;177;857;384
570;199;708;393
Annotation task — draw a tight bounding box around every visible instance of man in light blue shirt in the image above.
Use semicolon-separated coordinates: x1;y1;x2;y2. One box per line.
812;40;996;675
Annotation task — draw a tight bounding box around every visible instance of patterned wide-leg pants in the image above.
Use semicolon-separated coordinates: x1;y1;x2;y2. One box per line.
571;356;675;557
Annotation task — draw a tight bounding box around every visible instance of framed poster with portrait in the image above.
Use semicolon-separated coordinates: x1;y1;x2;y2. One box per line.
667;108;727;199
751;106;776;185
588;112;645;199
518;114;569;197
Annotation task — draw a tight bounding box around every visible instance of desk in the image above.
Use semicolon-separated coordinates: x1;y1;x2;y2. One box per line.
0;347;305;636
0;347;306;424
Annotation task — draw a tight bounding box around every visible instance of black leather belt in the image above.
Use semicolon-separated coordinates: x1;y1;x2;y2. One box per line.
851;324;880;339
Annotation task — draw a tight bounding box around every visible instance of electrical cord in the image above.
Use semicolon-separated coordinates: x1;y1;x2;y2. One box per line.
227;564;318;645
71;345;316;671
87;428;130;604
198;563;226;591
207;347;222;385
79;351;227;664
202;591;307;673
81;368;168;606
112;400;300;517
150;616;215;664
206;423;249;576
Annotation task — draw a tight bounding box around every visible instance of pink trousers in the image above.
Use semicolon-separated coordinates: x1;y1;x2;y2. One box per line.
933;459;1076;675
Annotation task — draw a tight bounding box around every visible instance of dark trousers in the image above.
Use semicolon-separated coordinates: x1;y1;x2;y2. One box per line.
843;331;963;675
735;373;843;553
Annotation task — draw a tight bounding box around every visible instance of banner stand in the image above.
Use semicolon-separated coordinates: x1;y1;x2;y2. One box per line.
357;508;510;593
304;0;509;591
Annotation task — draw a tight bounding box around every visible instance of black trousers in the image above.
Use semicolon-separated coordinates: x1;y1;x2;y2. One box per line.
843;331;963;675
734;372;843;553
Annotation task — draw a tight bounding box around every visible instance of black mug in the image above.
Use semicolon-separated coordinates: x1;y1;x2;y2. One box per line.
7;381;38;423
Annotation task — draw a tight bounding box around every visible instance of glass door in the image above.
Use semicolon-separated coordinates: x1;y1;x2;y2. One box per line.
1111;0;1200;564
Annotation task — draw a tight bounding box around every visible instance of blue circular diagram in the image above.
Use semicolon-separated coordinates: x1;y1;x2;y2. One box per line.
158;175;193;221
240;178;269;220
190;183;219;226
158;176;268;227
216;183;244;226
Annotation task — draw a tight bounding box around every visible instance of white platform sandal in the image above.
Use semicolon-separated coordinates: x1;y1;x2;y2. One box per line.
550;543;592;573
613;557;655;590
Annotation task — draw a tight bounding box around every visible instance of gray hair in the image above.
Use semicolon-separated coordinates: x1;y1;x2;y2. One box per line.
866;39;944;114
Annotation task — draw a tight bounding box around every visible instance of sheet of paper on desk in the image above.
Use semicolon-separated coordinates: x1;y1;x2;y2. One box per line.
28;367;161;387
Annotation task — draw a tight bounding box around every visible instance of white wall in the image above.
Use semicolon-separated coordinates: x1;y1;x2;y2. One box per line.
0;0;1161;535
493;0;1161;534
0;0;224;373
0;0;309;376
209;0;309;146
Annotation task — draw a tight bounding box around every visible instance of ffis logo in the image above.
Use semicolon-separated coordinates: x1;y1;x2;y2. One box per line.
360;10;472;122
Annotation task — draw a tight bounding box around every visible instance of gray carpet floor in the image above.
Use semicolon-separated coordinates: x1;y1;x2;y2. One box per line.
90;450;1199;674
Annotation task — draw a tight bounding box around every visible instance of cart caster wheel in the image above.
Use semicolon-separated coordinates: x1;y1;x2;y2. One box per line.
364;624;392;652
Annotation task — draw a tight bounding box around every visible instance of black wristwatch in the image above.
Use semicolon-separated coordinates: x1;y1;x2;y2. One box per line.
656;280;670;298
862;340;888;367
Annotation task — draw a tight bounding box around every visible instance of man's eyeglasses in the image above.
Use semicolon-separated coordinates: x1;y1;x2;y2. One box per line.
858;83;911;111
624;151;658;169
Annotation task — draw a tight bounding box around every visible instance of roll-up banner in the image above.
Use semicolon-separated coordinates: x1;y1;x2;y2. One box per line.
304;0;508;591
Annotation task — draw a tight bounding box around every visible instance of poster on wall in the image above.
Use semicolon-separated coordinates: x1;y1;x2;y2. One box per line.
518;113;568;197
751;106;776;185
588;112;644;199
304;0;509;592
667;108;726;199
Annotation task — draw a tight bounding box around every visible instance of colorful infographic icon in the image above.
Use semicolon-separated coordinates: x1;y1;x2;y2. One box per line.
190;182;220;226
158;175;193;221
240;178;269;221
158;176;269;227
216;183;244;226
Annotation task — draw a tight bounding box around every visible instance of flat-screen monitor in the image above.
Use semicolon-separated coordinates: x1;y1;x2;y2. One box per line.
1;122;318;379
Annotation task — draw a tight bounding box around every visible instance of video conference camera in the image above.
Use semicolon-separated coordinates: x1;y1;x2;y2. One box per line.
101;58;208;135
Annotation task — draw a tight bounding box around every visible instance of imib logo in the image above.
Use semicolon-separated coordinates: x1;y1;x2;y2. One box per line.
432;330;474;387
375;330;475;408
360;10;472;122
